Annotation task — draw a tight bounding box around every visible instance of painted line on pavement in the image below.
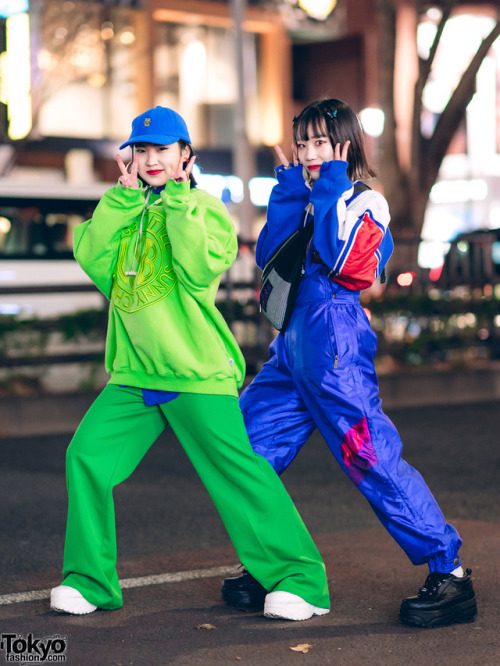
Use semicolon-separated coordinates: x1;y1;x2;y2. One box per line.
0;564;238;606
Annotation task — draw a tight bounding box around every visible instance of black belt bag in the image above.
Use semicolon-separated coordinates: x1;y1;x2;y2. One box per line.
259;211;314;332
259;182;374;332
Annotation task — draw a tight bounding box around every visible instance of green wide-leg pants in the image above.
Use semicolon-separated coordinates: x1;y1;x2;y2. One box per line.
61;384;329;610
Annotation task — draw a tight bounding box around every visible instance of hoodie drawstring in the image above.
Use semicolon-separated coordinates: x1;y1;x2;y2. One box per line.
125;186;152;277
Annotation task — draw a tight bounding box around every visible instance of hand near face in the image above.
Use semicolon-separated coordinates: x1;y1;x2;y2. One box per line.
171;154;196;183
274;144;299;168
274;140;349;174
115;153;140;189
334;141;350;162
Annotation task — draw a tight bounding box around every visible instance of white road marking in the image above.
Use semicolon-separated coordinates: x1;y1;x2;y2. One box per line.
0;564;238;606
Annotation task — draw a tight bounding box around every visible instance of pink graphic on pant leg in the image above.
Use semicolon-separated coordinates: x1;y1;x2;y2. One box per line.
340;417;378;485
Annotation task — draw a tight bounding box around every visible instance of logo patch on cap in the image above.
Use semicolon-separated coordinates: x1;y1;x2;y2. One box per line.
144;118;151;127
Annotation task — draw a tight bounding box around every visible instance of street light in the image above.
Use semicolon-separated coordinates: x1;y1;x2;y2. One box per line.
298;0;337;21
359;107;385;137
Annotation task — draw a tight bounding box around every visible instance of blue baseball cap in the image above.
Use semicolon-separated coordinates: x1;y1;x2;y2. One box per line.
119;106;191;149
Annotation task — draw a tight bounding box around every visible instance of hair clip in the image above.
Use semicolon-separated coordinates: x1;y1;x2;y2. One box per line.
292;115;298;123
325;110;338;119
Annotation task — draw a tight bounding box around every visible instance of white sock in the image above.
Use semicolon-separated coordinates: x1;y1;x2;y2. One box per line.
451;565;464;578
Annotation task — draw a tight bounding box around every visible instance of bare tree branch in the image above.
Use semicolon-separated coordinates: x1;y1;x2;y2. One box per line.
425;15;500;190
421;0;454;83
411;1;454;171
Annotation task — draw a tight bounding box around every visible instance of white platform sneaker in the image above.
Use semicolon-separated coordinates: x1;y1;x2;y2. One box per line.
264;591;330;621
50;585;97;615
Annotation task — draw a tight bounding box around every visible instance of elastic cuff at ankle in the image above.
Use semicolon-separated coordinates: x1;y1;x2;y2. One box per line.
428;554;461;574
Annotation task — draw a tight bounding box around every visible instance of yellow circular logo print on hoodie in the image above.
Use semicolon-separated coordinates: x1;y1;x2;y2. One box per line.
111;210;177;312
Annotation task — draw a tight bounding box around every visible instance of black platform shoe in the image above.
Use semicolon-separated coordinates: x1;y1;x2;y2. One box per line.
399;568;477;628
221;569;267;611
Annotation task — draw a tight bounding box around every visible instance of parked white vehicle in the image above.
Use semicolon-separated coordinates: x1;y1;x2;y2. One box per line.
0;181;112;317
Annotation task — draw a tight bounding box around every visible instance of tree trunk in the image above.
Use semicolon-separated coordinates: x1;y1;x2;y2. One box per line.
376;0;421;272
375;0;500;277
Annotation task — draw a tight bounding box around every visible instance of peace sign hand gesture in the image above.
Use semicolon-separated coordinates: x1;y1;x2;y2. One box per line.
274;144;298;169
115;153;140;189
171;154;197;183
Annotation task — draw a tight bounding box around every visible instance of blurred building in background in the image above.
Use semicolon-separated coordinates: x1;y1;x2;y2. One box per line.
0;0;380;317
0;0;499;392
0;0;376;182
0;0;499;312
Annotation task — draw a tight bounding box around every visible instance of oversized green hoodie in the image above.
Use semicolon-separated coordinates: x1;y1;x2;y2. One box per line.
73;180;245;396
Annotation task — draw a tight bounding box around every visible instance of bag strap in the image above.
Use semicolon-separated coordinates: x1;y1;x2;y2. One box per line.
352;181;371;197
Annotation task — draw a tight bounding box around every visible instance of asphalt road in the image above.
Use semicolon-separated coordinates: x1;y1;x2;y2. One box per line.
1;400;499;665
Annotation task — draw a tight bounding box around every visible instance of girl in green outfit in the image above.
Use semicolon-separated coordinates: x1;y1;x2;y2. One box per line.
50;106;329;621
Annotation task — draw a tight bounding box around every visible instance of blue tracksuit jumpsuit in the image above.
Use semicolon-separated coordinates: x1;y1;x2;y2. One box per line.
240;160;462;574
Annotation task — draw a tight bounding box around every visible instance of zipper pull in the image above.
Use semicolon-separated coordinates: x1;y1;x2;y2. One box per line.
334;354;338;369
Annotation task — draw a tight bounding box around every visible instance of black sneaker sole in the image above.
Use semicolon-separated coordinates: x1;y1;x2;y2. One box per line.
399;598;477;628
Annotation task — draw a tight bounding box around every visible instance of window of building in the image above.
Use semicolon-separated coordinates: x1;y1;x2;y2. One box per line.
35;0;140;140
152;20;262;149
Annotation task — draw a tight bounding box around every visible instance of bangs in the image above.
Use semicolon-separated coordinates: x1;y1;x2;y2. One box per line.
290;98;376;180
293;109;329;143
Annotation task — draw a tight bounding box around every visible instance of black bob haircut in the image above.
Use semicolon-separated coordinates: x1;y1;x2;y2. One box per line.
292;99;376;181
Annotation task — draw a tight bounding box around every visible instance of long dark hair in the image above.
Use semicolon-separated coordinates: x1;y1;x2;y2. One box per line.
293;99;376;181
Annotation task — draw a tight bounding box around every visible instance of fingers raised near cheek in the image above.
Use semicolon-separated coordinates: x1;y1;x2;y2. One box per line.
333;141;350;162
341;141;351;161
115;153;140;187
274;145;289;166
115;154;132;186
185;155;196;175
115;154;128;176
131;154;139;175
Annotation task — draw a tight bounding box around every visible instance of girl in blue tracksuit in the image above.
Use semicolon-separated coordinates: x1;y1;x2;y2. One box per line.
223;99;476;628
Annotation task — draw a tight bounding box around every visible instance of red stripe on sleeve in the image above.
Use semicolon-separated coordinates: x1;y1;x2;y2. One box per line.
333;213;383;290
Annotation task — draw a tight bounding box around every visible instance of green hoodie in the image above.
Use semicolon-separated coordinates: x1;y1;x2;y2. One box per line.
73;180;245;396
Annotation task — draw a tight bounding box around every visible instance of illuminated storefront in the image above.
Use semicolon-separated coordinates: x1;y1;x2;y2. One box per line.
1;1;498;252
0;0;292;282
10;1;290;155
149;1;289;150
